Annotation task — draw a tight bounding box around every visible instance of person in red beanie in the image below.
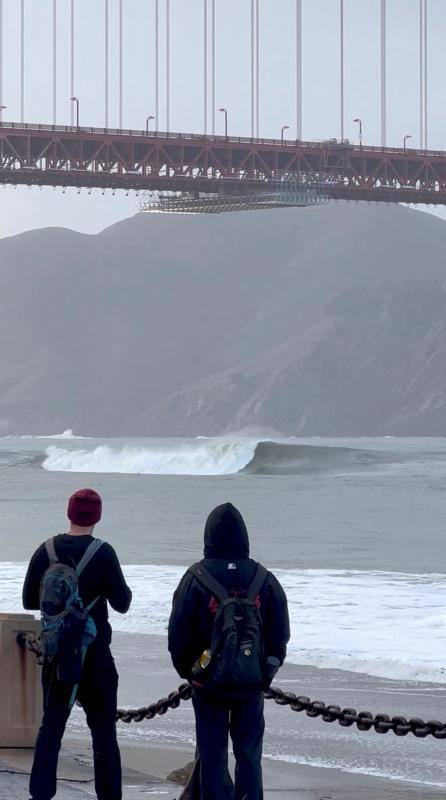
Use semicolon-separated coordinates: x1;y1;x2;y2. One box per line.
23;488;132;800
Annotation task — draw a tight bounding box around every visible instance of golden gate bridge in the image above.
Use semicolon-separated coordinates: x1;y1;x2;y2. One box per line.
0;1;444;211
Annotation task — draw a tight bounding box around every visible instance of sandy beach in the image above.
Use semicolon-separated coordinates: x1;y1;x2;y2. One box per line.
1;630;445;798
1;737;445;799
1;730;444;799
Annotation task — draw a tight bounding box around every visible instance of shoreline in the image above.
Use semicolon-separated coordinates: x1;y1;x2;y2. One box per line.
1;738;444;800
102;633;446;793
1;631;445;798
73;736;446;796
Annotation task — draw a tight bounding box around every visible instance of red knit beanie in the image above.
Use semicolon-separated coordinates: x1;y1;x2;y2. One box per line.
67;488;102;527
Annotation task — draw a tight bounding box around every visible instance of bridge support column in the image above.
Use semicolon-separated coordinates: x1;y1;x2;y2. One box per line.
0;613;42;747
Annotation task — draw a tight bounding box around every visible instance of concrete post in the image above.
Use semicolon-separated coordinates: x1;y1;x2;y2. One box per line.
0;613;42;747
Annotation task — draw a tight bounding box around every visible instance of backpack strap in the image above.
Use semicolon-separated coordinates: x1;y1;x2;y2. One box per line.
75;539;104;577
86;595;101;611
45;537;59;565
68;645;89;711
246;563;268;602
188;562;229;601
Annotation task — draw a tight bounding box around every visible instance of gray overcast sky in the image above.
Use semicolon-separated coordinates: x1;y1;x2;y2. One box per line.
0;0;445;238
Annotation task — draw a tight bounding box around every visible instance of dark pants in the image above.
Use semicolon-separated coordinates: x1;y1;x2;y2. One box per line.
30;644;121;800
192;688;265;800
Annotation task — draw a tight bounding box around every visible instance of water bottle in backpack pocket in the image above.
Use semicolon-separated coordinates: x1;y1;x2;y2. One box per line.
39;537;103;687
188;562;268;690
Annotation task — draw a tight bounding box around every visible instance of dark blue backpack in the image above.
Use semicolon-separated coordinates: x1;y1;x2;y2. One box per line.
40;537;103;705
189;562;268;689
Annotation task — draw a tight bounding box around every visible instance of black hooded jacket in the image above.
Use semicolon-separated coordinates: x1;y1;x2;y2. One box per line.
168;503;290;681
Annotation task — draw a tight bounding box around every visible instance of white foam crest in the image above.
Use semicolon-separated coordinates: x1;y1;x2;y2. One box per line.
18;429;86;440
42;440;257;475
3;563;446;684
46;429;80;440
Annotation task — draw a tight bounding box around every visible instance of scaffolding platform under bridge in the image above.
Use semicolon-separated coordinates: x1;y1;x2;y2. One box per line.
139;175;330;214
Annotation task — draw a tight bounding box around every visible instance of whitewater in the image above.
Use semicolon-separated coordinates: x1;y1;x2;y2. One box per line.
3;562;445;684
42;440;259;475
39;438;397;476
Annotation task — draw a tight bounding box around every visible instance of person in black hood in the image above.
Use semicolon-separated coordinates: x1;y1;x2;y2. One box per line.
168;503;290;800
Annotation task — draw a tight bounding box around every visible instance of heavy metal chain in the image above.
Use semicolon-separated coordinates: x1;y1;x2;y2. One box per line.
116;684;446;739
17;632;44;666
116;683;193;723
17;633;446;739
264;686;446;740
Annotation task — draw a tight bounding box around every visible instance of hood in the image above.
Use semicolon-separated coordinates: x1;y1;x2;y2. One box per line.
203;502;250;559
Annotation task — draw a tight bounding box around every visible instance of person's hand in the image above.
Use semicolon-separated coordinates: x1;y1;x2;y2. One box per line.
263;655;280;690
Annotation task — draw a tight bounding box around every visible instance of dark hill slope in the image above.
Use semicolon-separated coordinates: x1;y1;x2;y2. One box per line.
0;203;445;435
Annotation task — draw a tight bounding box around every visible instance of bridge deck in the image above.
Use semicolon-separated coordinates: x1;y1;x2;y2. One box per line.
1;122;446;205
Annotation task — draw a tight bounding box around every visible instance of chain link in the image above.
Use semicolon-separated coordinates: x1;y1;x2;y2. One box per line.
264;687;446;740
116;683;193;723
16;632;44;666
16;634;446;739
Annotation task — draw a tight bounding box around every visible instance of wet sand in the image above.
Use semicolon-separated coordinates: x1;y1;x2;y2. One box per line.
71;632;446;796
65;737;446;798
1;738;444;799
1;630;444;798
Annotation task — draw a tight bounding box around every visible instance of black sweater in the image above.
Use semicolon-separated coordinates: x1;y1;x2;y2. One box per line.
23;534;132;646
168;556;290;680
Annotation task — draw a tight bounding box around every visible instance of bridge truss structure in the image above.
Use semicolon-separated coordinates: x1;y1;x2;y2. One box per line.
139;174;330;214
1;123;446;209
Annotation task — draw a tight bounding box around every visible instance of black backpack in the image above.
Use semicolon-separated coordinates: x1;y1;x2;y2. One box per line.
189;561;268;689
40;537;103;704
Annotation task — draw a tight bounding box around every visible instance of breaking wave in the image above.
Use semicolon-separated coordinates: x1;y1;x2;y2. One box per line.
243;441;391;475
19;429;86;440
42;441;258;475
41;440;392;476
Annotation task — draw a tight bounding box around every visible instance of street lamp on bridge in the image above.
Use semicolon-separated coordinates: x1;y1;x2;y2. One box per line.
0;105;6;122
353;117;363;147
281;124;290;143
403;134;412;151
145;115;155;133
218;107;228;138
70;97;80;128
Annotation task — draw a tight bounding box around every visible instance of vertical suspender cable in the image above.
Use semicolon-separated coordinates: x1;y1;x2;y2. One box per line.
211;0;215;135
71;0;75;125
340;0;344;141
20;0;24;123
251;0;254;138
166;0;170;132
424;0;427;149
52;0;57;124
155;0;159;129
0;0;3;121
204;0;207;134
296;0;302;140
119;0;123;128
255;0;259;137
105;0;109;128
419;0;423;148
380;0;386;147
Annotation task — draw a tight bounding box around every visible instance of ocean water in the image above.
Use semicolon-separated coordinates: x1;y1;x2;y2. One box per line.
1;434;446;786
1;433;446;679
2;562;445;684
